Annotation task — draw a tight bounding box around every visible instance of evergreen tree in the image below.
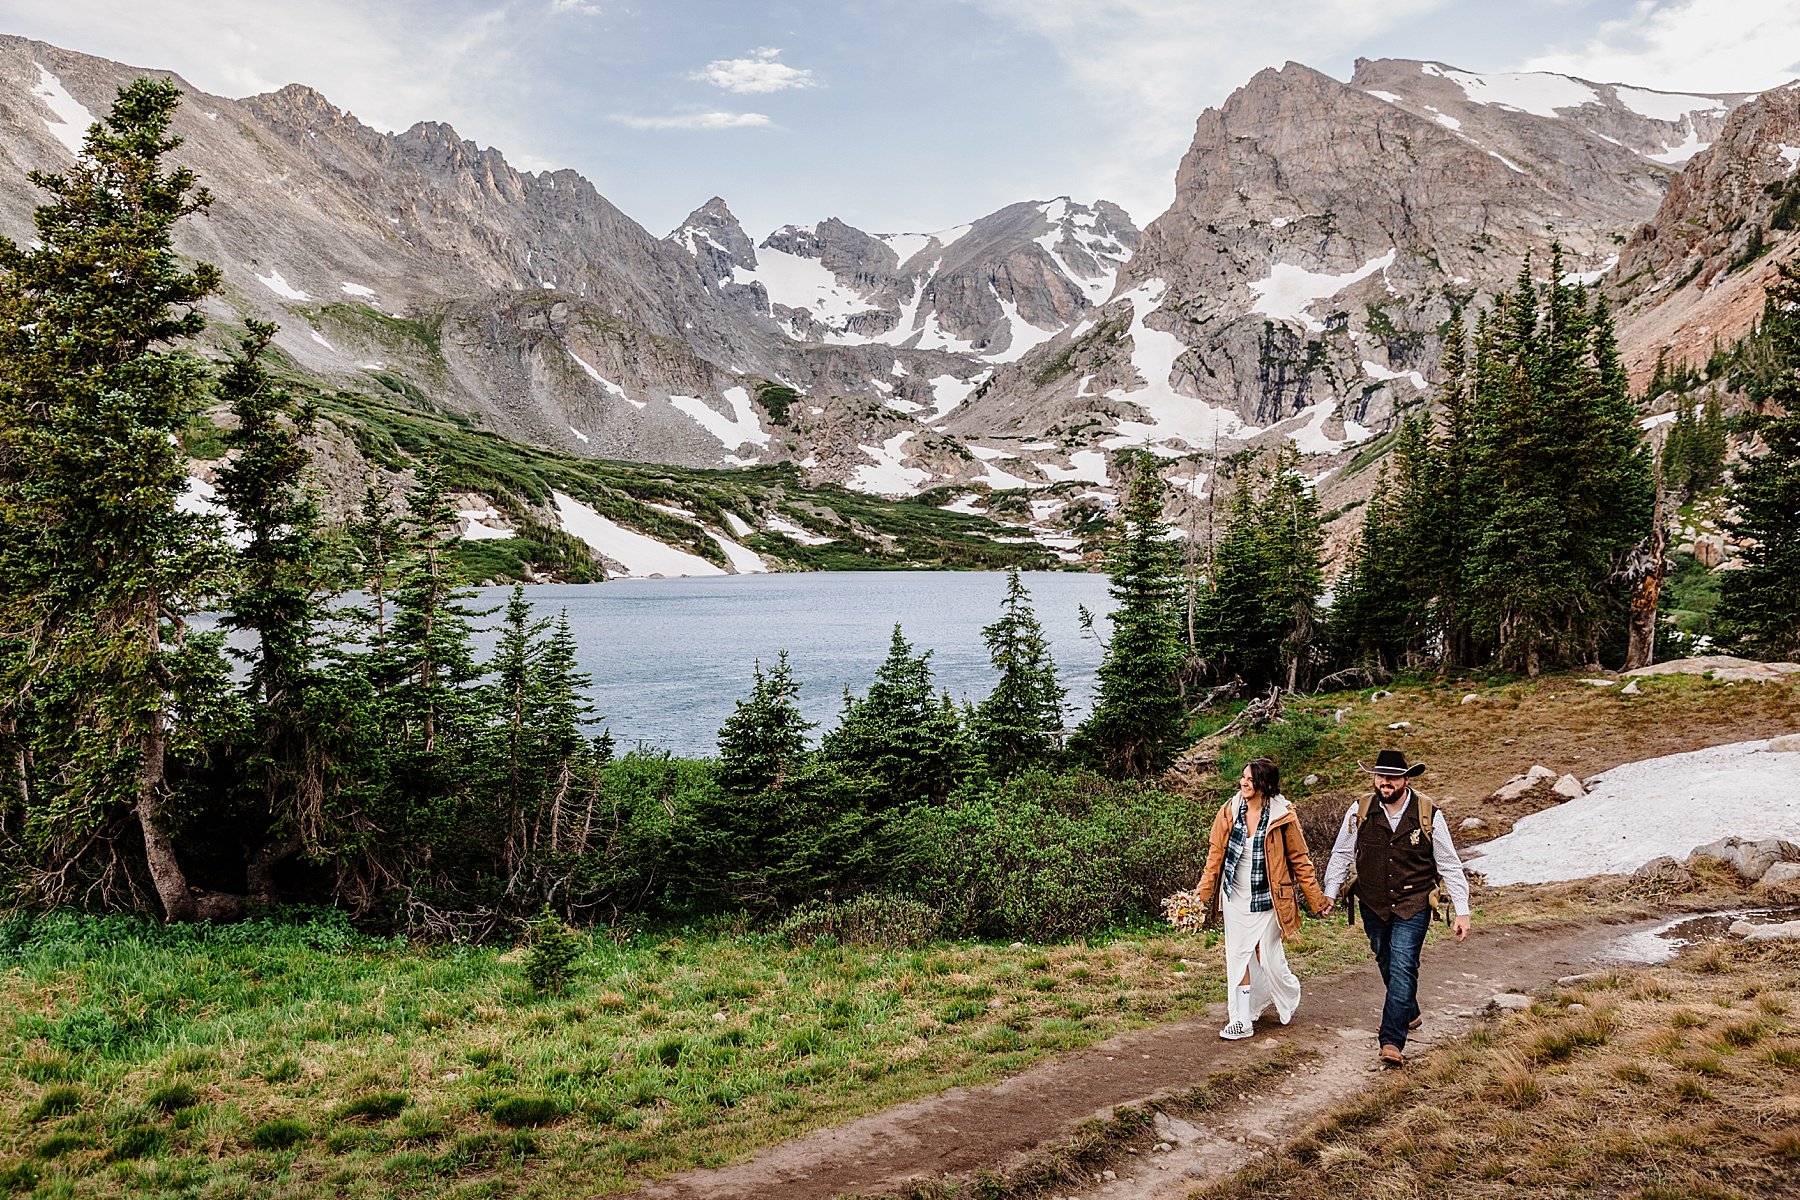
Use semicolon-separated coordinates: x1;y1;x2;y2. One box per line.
1257;443;1328;690
1072;456;1187;778
717;653;813;796
821;625;966;802
0;79;233;918
1717;260;1800;659
213;321;335;897
970;568;1067;774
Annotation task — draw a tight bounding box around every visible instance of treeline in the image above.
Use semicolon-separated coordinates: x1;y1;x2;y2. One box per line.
0;80;1216;937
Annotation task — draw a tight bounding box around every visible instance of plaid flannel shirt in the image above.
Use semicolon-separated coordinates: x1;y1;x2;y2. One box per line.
1220;798;1273;913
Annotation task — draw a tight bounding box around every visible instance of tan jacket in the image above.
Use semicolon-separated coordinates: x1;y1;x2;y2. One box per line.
1194;794;1329;940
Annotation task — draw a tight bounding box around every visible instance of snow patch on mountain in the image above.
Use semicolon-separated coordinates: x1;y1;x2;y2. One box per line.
1422;63;1598;118
1248;248;1397;332
849;431;930;495
31;65;92;155
256;269;309;301
554;491;725;578
1611;85;1728;123
1102;280;1255;450
567;349;635;405
669;386;770;452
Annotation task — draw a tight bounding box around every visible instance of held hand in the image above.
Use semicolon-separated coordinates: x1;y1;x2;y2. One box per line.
1452;914;1471;943
1317;896;1334;917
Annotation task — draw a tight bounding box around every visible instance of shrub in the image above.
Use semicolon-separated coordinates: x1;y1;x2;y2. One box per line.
489;1095;560;1128
888;769;1209;940
335;1092;407;1122
248;1119;309;1150
775;893;939;949
523;906;582;997
25;1088;80;1122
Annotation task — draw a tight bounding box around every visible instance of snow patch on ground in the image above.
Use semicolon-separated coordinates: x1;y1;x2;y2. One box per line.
1782;145;1800;172
1466;739;1800;885
341;281;376;298
568;425;590;444
737;245;878;331
309;329;335;352
722;511;754;537
554;491;725;578
942;494;987;515
670;387;770;451
177;476;247;547
1364;89;1401;104
1433;111;1462;131
31;65;93;155
256;269;309;301
1422;63;1598;118
848;431;930;495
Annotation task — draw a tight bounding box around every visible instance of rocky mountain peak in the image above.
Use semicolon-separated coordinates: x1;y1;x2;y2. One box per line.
249;82;355;129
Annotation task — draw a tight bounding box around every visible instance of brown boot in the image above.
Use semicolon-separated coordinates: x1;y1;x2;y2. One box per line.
1379;1044;1405;1069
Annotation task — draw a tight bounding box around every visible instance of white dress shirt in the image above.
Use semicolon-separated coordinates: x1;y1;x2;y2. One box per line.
1322;789;1471;917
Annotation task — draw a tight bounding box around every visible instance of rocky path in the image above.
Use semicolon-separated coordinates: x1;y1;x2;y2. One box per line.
623;913;1666;1200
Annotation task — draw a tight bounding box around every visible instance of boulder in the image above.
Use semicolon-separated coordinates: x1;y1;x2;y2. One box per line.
1687;836;1800;883
1769;733;1800;753
1490;992;1533;1011
1621;681;1641;695
1625;656;1800;683
1460;817;1487;833
1633;855;1693;889
1745;921;1800;943
1461;693;1481;705
1553;773;1586;800
1760;862;1800;889
1578;678;1617;687
1493;764;1556;802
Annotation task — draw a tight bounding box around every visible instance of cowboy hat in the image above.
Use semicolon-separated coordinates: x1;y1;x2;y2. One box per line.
1358;749;1426;777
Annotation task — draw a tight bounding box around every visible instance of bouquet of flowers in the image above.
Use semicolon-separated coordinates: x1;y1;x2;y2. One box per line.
1161;888;1209;932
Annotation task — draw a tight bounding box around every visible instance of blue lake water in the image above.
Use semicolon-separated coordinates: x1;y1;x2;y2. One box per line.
470;571;1114;758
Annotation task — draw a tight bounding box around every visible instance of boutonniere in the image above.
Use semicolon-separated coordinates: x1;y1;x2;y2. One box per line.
1409;829;1422;846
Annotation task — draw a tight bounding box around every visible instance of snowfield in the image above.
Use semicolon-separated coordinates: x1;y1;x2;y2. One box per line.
1465;739;1800;886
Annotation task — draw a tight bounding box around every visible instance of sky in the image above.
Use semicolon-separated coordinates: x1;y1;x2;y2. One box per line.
3;0;1798;241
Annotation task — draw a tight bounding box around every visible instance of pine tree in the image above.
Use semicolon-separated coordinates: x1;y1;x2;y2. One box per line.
1717;260;1800;659
970;568;1067;774
0;79;233;918
1072;456;1187;778
717;653;814;796
1256;444;1327;690
213;321;335;898
821;625;966;802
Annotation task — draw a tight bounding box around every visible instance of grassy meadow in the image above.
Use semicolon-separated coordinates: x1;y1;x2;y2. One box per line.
0;909;1371;1199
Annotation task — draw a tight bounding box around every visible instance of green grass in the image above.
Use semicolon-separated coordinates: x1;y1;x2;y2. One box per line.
296;385;1056;580
0;909;1368;1197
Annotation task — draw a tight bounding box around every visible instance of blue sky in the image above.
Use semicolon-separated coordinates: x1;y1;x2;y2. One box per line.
3;0;1797;239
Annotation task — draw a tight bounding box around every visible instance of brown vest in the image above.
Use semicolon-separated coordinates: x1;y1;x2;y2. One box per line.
1353;792;1437;921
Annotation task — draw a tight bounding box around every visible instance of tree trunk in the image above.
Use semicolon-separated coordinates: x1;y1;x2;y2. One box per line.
1624;491;1667;671
137;713;197;921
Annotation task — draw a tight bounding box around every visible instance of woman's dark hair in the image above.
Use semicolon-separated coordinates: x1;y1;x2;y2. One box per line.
1246;757;1280;798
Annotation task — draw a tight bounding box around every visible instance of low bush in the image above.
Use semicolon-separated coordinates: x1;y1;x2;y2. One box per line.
888;768;1208;940
523;906;582;997
775;893;939;949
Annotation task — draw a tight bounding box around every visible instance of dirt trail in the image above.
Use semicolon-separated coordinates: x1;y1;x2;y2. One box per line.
623;913;1665;1200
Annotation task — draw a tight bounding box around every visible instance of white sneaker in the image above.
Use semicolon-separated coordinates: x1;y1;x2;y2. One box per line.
1219;1021;1254;1040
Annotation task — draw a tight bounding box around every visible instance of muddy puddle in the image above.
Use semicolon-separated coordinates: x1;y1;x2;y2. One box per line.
1600;905;1800;965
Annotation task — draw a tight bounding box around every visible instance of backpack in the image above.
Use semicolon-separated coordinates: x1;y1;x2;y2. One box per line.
1342;789;1451;927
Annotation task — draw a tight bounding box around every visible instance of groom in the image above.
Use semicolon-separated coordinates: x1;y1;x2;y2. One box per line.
1320;749;1472;1068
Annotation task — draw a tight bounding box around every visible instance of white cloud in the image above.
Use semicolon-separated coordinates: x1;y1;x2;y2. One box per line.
692;47;817;94
548;0;604;13
1519;0;1800;93
610;110;774;130
966;0;1449;225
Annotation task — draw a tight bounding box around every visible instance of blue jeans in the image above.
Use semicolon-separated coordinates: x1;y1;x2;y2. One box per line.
1361;902;1431;1050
